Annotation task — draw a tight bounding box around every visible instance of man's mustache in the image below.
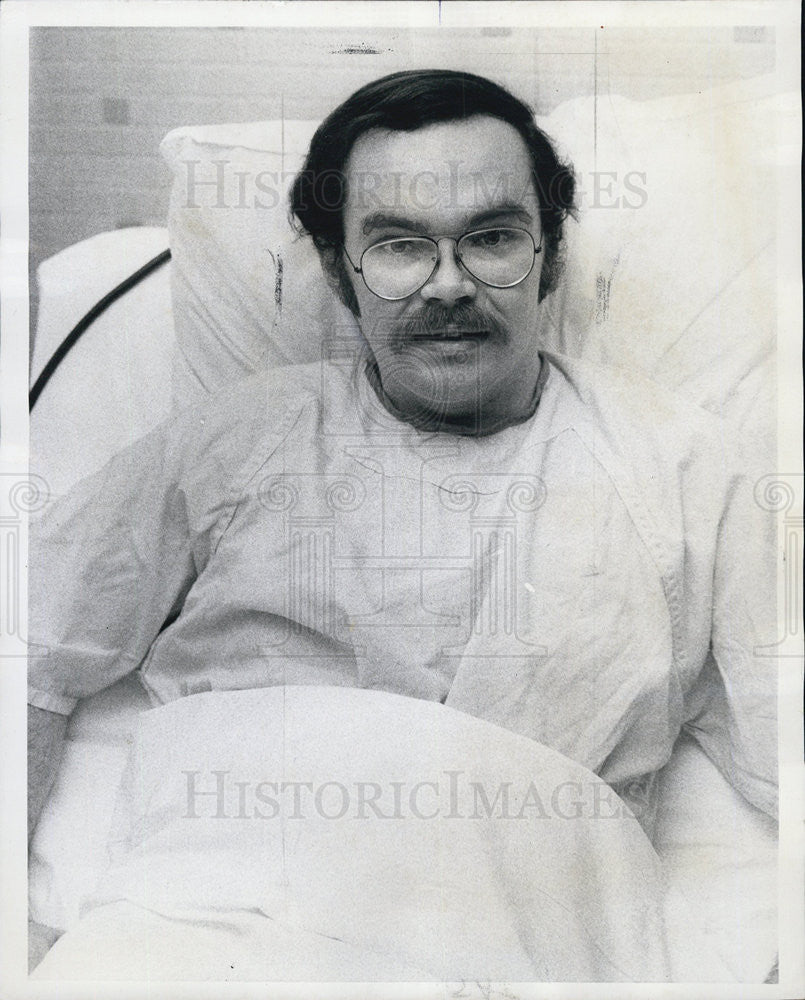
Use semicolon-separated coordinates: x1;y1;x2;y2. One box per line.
395;304;504;342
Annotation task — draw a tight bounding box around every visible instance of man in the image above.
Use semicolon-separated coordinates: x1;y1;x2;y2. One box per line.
28;70;776;972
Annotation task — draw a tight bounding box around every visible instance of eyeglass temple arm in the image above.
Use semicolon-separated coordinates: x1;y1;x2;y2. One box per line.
341;246;362;274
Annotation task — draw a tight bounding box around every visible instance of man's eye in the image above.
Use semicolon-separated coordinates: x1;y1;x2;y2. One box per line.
383;240;420;256
470;229;509;248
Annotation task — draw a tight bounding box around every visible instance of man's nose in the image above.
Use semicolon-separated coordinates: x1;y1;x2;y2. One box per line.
419;238;477;306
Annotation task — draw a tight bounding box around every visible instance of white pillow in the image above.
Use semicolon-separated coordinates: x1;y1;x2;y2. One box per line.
544;80;780;440
161;120;362;407
160;76;781;437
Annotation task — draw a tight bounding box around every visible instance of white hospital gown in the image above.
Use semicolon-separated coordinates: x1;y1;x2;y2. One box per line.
28;351;777;822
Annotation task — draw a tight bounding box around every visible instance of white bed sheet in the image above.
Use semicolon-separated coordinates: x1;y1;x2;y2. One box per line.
30;682;776;981
34;686;746;982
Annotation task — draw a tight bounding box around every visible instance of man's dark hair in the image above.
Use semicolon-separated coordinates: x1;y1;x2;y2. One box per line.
290;69;576;313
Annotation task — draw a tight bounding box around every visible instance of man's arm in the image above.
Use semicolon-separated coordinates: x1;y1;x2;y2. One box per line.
28;705;68;842
27;414;202;838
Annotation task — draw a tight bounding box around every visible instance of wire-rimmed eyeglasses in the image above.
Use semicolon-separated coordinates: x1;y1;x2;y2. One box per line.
343;227;542;301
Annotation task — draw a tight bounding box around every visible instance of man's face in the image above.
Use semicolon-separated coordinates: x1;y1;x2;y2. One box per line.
342;115;545;431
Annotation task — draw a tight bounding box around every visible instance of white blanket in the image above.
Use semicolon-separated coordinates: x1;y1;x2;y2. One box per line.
34;687;736;982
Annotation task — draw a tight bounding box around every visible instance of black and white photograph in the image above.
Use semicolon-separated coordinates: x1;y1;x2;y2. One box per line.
0;1;802;996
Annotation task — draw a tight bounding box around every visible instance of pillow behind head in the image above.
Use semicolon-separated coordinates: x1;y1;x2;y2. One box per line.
160;120;362;408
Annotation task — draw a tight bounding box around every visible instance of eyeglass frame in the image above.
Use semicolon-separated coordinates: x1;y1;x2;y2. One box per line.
342;226;543;301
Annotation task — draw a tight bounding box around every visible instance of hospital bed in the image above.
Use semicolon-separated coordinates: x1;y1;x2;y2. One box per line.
28;75;783;981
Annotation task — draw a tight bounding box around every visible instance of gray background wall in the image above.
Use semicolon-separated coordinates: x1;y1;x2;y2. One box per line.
29;24;775;281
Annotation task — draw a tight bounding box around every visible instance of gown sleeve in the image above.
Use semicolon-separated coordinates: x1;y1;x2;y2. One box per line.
26;371;292;716
28;418;202;715
683;456;779;819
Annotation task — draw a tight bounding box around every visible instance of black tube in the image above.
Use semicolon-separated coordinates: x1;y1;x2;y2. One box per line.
29;248;172;411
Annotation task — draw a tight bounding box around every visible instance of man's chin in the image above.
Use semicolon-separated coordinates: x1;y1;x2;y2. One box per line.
380;373;488;427
368;341;523;429
388;338;488;381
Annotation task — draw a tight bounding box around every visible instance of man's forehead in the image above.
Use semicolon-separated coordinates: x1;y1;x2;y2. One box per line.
343;115;540;229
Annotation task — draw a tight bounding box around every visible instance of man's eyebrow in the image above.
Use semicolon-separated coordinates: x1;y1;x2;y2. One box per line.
361;213;429;236
360;205;535;237
469;204;534;227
